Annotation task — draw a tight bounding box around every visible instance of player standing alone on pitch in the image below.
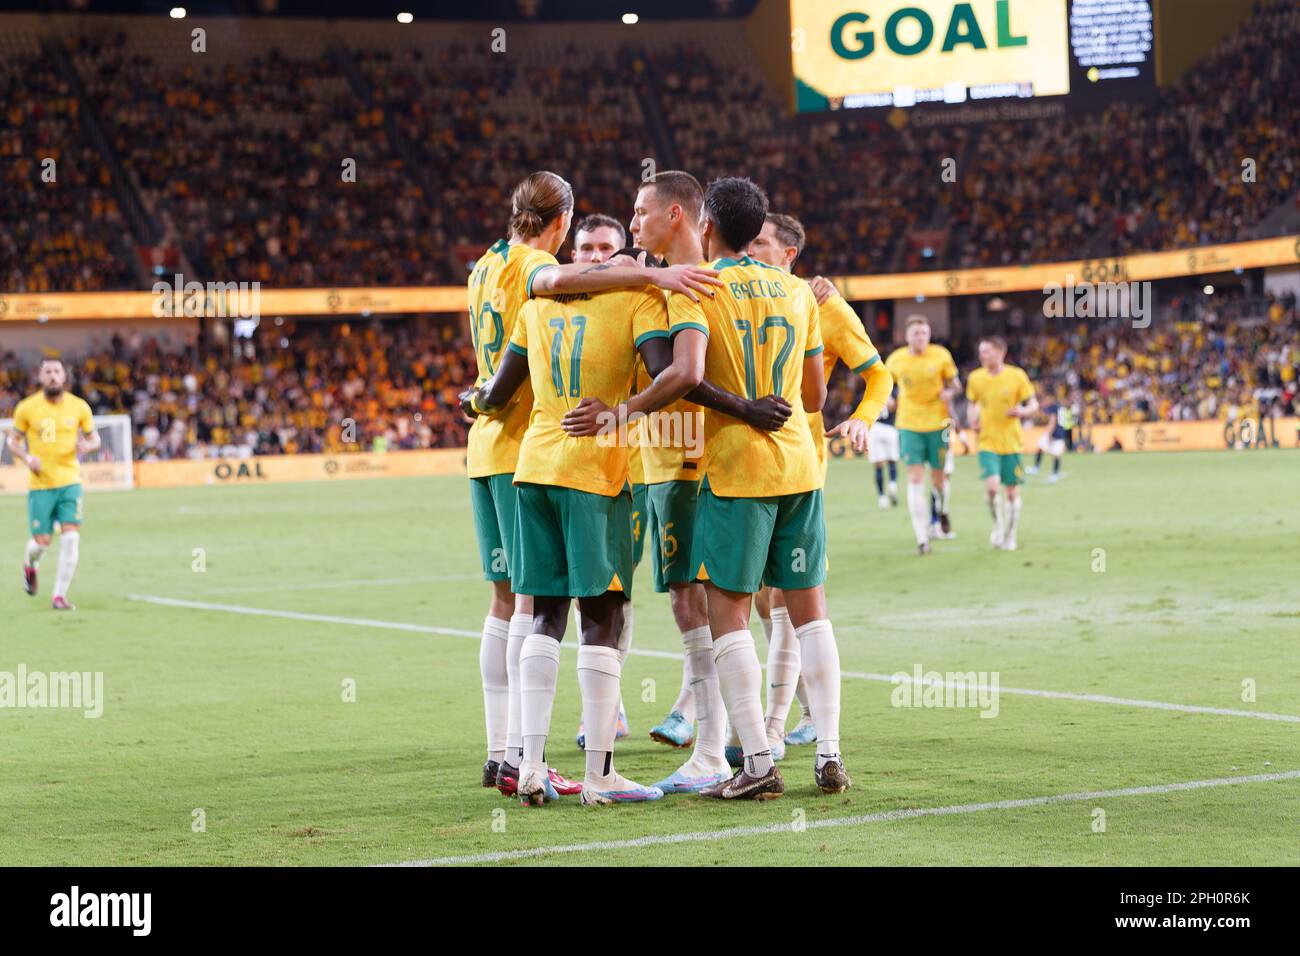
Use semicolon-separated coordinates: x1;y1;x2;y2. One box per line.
966;336;1038;551
1027;391;1072;483
8;359;100;610
885;316;960;555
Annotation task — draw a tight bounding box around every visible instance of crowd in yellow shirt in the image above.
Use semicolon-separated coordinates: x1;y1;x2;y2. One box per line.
1020;298;1299;425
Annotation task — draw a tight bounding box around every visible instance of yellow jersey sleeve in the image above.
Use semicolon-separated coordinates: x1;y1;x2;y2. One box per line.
801;282;823;357
78;400;95;435
508;309;529;353
518;246;560;300
633;291;672;349
12;398;31;440
668;293;709;339
941;346;958;383
465;240;554;478
819;294;879;376
1017;368;1035;404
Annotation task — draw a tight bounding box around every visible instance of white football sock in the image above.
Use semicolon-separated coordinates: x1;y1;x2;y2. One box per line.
713;630;772;775
796;619;841;763
614;601;632;722
25;538;46;568
504;613;531;765
764;606;800;736
683;625;722;760
795;675;812;721
758;615;772;649
578;645;622;781
479;615;510;762
937;479;950;517
992;494;1006;539
670;655;695;724
52;531;79;600
907;481;930;545
1005;496;1023;539
519;633;560;765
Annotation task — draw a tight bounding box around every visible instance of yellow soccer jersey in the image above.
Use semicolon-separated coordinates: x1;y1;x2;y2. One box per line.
509;287;670;496
629;441;645;485
966;365;1035;454
809;293;883;472
11;391;95;491
885;343;957;432
673;256;823;498
465;238;556;478
633;350;704;486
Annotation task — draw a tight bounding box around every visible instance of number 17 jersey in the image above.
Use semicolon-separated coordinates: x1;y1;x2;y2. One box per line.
671;256;824;498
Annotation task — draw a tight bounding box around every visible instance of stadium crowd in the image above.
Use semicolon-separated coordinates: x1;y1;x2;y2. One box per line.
1;321;477;459
1;46;136;293
4;292;1294;461
821;293;1300;431
1;3;1296;291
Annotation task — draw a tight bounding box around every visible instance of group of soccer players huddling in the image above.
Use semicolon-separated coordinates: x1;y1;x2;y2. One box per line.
460;167;1041;806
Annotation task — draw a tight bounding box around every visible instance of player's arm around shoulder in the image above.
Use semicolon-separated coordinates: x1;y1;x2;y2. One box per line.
528;255;721;303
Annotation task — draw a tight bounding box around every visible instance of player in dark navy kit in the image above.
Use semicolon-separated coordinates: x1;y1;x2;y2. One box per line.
1029;393;1073;483
870;388;900;509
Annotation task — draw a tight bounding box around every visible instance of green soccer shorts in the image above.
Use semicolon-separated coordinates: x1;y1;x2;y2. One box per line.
693;478;826;594
511;482;634;598
645;479;703;593
27;483;84;536
900;428;947;469
469;473;518;581
978;450;1024;486
631;482;648;566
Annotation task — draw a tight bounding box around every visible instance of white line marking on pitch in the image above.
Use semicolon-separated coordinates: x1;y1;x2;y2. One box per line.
126;595;1300;724
197;574;483;595
385;769;1300;866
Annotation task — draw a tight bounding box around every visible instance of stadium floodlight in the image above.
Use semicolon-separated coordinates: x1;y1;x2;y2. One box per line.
1203;285;1215;295
169;6;186;18
397;12;413;23
622;13;638;25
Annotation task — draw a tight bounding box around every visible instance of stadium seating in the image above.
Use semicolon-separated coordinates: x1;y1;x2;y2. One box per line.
1;321;477;459
1;4;1295;290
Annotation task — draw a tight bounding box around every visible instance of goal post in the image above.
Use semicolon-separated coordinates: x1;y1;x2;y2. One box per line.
0;414;134;494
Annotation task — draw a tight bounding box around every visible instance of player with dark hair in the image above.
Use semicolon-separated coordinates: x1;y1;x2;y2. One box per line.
672;177;850;799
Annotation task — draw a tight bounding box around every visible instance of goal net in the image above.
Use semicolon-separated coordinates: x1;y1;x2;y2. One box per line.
0;414;134;494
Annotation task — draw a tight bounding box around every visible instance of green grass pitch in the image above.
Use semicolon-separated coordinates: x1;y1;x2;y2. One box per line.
1;450;1297;866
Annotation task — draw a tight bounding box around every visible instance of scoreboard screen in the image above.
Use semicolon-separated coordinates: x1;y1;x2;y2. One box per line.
792;0;1155;113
